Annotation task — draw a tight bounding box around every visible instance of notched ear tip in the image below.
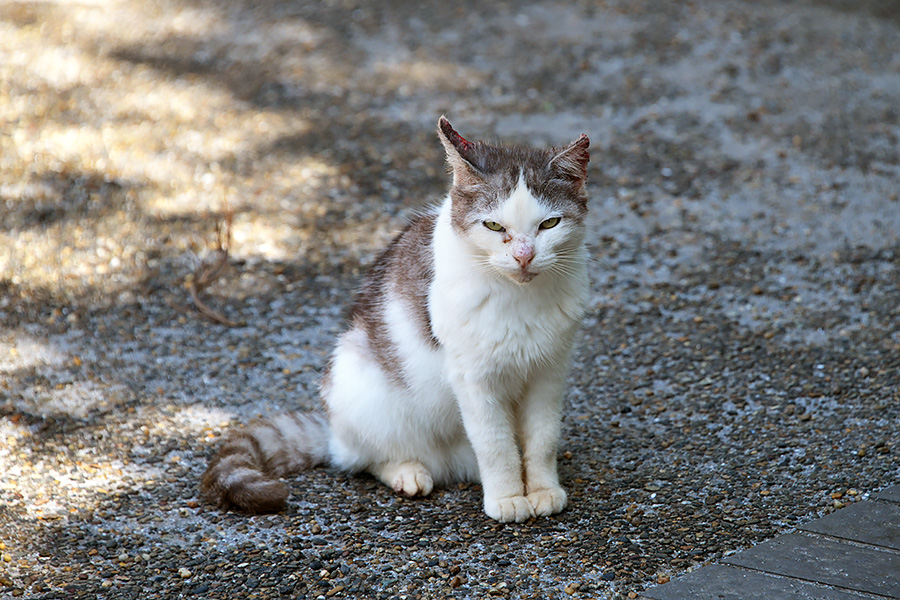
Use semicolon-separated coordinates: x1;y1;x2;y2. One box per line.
564;134;589;152
569;133;590;163
438;115;460;142
437;116;475;158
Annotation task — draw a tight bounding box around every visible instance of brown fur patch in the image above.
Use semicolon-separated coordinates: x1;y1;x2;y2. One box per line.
348;212;439;385
201;414;329;513
201;430;285;513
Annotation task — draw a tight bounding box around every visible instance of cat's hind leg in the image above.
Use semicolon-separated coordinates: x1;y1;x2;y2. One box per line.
372;461;434;497
324;326;453;498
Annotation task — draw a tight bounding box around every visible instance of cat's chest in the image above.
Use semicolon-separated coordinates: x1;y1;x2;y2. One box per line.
430;276;583;368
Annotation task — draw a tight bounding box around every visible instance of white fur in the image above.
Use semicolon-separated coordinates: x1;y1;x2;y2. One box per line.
323;179;588;522
326;303;477;486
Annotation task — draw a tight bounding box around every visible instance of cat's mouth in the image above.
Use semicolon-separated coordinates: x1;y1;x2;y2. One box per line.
513;269;537;284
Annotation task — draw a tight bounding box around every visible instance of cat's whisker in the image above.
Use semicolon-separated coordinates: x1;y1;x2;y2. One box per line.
583;254;614;271
548;265;589;284
553;250;609;274
547;253;585;273
472;257;503;279
551;262;581;275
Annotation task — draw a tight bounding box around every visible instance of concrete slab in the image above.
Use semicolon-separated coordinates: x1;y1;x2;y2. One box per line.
639;564;870;600
874;485;900;504
722;532;900;598
800;501;900;551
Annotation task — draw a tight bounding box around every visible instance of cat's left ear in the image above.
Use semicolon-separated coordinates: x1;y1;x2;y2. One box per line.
437;116;485;185
549;134;590;186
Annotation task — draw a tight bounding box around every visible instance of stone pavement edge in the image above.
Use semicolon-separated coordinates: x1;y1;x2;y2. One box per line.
640;484;900;600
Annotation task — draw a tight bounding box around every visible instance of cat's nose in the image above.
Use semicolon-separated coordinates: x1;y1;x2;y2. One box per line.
512;243;535;268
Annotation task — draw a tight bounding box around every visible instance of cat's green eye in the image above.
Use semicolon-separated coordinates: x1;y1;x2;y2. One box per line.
483;221;506;232
539;217;561;230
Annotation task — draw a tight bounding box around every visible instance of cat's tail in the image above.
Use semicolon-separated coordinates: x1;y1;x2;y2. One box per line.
200;412;330;513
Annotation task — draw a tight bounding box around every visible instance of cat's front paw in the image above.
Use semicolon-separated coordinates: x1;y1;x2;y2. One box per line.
484;495;536;523
526;486;567;517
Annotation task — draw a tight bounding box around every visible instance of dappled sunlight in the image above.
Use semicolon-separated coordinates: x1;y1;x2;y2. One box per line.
0;0;487;314
16;380;127;421
0;173;157;300
367;56;487;97
0;1;295;298
1;331;126;419
0;333;69;373
0;417;165;522
1;384;233;522
0;0;467;305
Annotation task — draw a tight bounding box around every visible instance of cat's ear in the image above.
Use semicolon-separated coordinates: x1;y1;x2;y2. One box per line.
437;116;485;184
549;134;590;185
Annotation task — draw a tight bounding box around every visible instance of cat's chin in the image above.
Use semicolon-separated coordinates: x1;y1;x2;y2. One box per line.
490;262;538;284
510;270;538;284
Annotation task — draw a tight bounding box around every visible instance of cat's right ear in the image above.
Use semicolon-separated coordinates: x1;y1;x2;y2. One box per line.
548;134;590;183
437;116;485;185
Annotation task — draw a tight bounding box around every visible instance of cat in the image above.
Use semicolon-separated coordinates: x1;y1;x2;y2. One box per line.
201;117;590;523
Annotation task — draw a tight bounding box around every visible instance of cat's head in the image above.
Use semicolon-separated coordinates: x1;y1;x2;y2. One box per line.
438;116;589;284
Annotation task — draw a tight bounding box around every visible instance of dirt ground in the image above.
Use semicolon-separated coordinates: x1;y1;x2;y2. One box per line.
1;0;899;598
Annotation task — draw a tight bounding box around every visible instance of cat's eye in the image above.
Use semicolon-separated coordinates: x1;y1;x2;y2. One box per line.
539;217;561;230
483;221;506;232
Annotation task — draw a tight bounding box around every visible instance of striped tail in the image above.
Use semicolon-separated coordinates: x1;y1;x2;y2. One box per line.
201;412;330;513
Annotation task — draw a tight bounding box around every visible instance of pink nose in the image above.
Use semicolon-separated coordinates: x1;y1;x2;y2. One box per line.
512;243;535;268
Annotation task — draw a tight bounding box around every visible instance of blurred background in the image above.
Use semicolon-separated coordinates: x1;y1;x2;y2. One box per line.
4;0;897;320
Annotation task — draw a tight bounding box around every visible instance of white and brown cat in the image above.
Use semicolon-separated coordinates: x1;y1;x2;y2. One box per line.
202;117;590;523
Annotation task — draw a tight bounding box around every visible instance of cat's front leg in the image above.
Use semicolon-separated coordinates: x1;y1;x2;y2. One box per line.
517;362;569;517
452;375;535;523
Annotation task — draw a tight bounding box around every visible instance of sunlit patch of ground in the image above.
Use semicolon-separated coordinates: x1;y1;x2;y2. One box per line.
1;0;444;306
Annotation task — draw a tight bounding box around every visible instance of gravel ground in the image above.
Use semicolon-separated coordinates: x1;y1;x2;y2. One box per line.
2;0;899;598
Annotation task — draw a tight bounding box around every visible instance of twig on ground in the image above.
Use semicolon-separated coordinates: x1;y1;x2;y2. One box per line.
187;197;243;327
